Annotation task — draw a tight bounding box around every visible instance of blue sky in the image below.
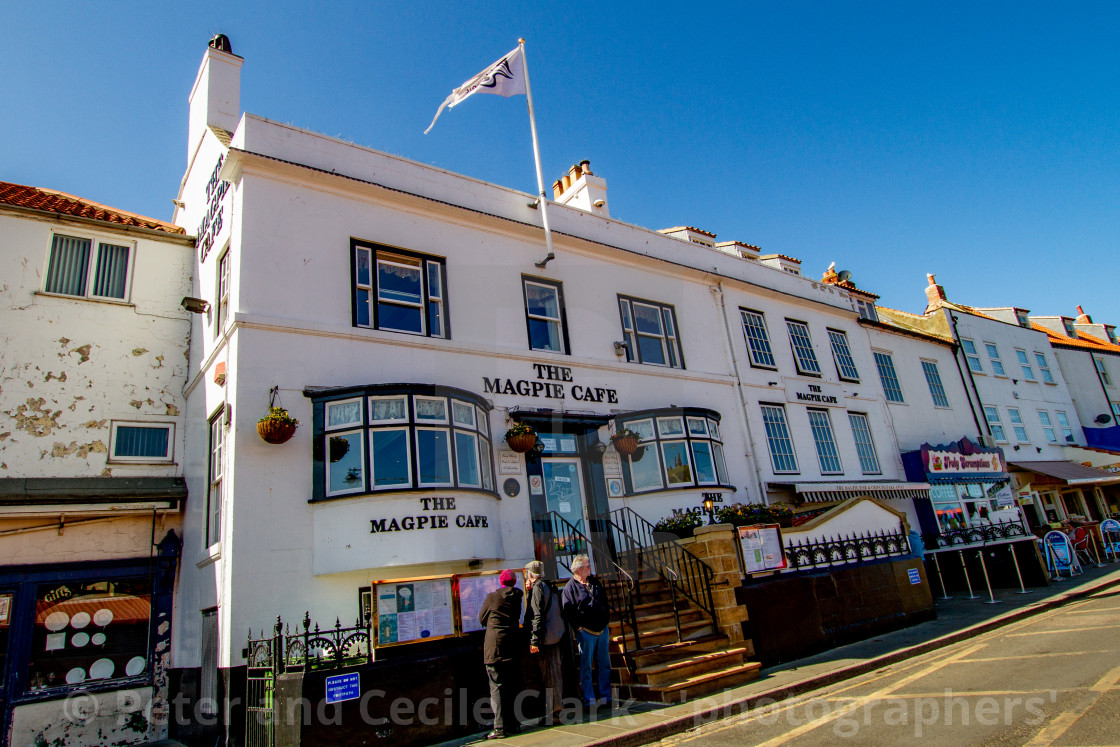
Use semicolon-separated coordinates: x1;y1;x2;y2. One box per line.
4;2;1119;322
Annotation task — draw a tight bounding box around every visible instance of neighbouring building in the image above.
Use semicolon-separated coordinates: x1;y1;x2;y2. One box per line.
0;181;192;745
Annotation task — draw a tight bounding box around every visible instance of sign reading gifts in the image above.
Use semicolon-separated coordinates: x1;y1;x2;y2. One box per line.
920;438;1005;476
482;364;619;404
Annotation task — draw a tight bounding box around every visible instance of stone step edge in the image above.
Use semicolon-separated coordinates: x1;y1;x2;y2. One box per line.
647;661;763;694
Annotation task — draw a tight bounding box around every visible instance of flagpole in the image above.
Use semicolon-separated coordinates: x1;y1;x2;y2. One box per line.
518;38;554;258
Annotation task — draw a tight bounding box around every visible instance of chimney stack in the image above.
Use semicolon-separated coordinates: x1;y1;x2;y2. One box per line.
188;34;243;161
1075;305;1092;325
552;160;609;217
924;273;947;313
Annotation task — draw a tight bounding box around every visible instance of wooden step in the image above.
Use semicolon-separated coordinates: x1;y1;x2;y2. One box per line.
611;618;714;649
635;647;748;687
624;634;731;669
609;608;703;635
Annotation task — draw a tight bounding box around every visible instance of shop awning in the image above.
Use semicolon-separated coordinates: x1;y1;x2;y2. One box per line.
1008;461;1120;486
771;481;931;503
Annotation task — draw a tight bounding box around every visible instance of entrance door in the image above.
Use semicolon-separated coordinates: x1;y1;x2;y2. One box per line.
0;590;14;738
541;458;592;577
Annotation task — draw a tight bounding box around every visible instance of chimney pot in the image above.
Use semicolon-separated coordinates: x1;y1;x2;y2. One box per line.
579;159;592;175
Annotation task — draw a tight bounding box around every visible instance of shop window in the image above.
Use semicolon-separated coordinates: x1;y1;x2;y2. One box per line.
1008;408;1029;442
315;385;494;499
1035;352;1054;384
1016;349;1036;381
1095;357;1113;387
873;351;904;403
44;233;132;300
785;319;821;376
617;296;683;368
1038;410;1057;443
961;338;983;373
206;409;224;547
522;277;568;353
760;404;798;474
847;412;881;474
984;407;1007;442
985;343;1006;376
807;409;842;474
614;408;728;495
1056;411;1074;442
827;329;859;381
921;360;950;408
109;422;173;462
352;241;447;338
739;309;776;368
28;577;151;692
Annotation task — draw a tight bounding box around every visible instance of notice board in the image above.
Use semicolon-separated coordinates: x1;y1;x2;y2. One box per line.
372;576;455;647
739;524;787;573
456;570;525;634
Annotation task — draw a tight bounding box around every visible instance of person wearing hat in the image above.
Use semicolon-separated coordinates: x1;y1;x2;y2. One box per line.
523;560;565;721
478;569;524;739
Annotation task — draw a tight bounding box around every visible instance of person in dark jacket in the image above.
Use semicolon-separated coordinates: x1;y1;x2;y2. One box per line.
560;554;612;708
523;560;564;721
478;569;524;738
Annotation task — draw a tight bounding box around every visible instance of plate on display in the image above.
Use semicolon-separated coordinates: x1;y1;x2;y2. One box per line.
65;668;86;684
93;609;113;627
44;611;69;632
71;632;90;648
71;611;91;629
125;656;146;676
88;658;114;680
91;633;106;646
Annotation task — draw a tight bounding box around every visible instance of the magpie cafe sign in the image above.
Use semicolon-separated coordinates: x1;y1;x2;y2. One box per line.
369;497;490;533
197;154;229;263
785;380;844;407
483;363;619;404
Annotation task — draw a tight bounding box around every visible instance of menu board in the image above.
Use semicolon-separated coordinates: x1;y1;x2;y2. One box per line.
739;524;788;574
373;577;455;647
457;571;525;634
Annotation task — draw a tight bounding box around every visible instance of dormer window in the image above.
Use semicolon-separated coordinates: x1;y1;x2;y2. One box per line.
1016;312;1030;328
1063;319;1077;338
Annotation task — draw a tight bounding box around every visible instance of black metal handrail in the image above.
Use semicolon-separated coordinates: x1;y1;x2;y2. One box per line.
925;518;1029;551
785;528;911;571
247;611;372;676
608;506;717;634
535;510;642;662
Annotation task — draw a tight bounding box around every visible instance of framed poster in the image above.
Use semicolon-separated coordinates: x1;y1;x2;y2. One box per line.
455;570;525;634
371;576;455;648
738;524;787;574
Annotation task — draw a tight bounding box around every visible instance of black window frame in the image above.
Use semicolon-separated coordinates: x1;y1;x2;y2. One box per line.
521;275;570;354
614;408;731;496
617;295;685;369
351;239;449;339
309;383;496;502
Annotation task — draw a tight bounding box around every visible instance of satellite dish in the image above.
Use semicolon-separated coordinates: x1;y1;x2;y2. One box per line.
837;270;853;283
1095;413;1112;424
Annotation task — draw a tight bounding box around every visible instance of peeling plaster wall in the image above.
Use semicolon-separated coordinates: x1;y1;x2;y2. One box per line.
0;212;193;479
0;514;176;565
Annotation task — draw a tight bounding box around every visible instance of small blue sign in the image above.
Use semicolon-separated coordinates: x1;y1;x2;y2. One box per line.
907;568;921;585
325;672;360;704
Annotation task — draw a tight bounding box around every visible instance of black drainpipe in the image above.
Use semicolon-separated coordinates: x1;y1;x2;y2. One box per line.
948;311;987;439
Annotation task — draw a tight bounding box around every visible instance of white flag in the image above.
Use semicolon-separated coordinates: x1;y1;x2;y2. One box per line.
424;46;526;134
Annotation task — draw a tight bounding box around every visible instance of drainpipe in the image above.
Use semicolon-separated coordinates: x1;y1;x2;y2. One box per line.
1090;352;1113;430
711;282;767;504
948;311;987;439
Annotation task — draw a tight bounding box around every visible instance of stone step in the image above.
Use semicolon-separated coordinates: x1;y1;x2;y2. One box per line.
635;646;749;687
622;661;763;704
611;618;714;649
624;634;732;669
609;607;703;635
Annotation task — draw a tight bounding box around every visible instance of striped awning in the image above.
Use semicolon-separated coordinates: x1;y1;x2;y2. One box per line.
781;481;931;503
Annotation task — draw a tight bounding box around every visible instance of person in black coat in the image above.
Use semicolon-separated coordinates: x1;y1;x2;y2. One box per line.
478;569;524;738
523;560;564;721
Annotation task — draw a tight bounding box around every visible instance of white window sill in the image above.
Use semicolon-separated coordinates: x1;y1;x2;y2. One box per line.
196;543;222;568
34;291;134;307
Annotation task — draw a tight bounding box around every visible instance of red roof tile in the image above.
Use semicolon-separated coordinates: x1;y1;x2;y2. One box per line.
0;181;185;235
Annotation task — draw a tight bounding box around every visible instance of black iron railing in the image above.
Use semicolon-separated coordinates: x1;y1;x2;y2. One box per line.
535;510;642;663
785;528;911;571
925;519;1029;551
608;506;717;635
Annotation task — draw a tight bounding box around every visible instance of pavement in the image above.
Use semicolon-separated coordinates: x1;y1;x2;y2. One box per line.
443;559;1120;747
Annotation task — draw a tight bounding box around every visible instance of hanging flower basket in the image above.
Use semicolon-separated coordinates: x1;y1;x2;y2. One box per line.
504;423;538;454
611;427;642;457
258;407;299;445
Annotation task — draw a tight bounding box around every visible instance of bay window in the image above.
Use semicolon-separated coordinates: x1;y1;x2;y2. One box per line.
614;408;729;495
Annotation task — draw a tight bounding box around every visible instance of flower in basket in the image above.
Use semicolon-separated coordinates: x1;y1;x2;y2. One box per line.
610;426;642;457
503;422;539;453
653;510;702;538
257;406;299;444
